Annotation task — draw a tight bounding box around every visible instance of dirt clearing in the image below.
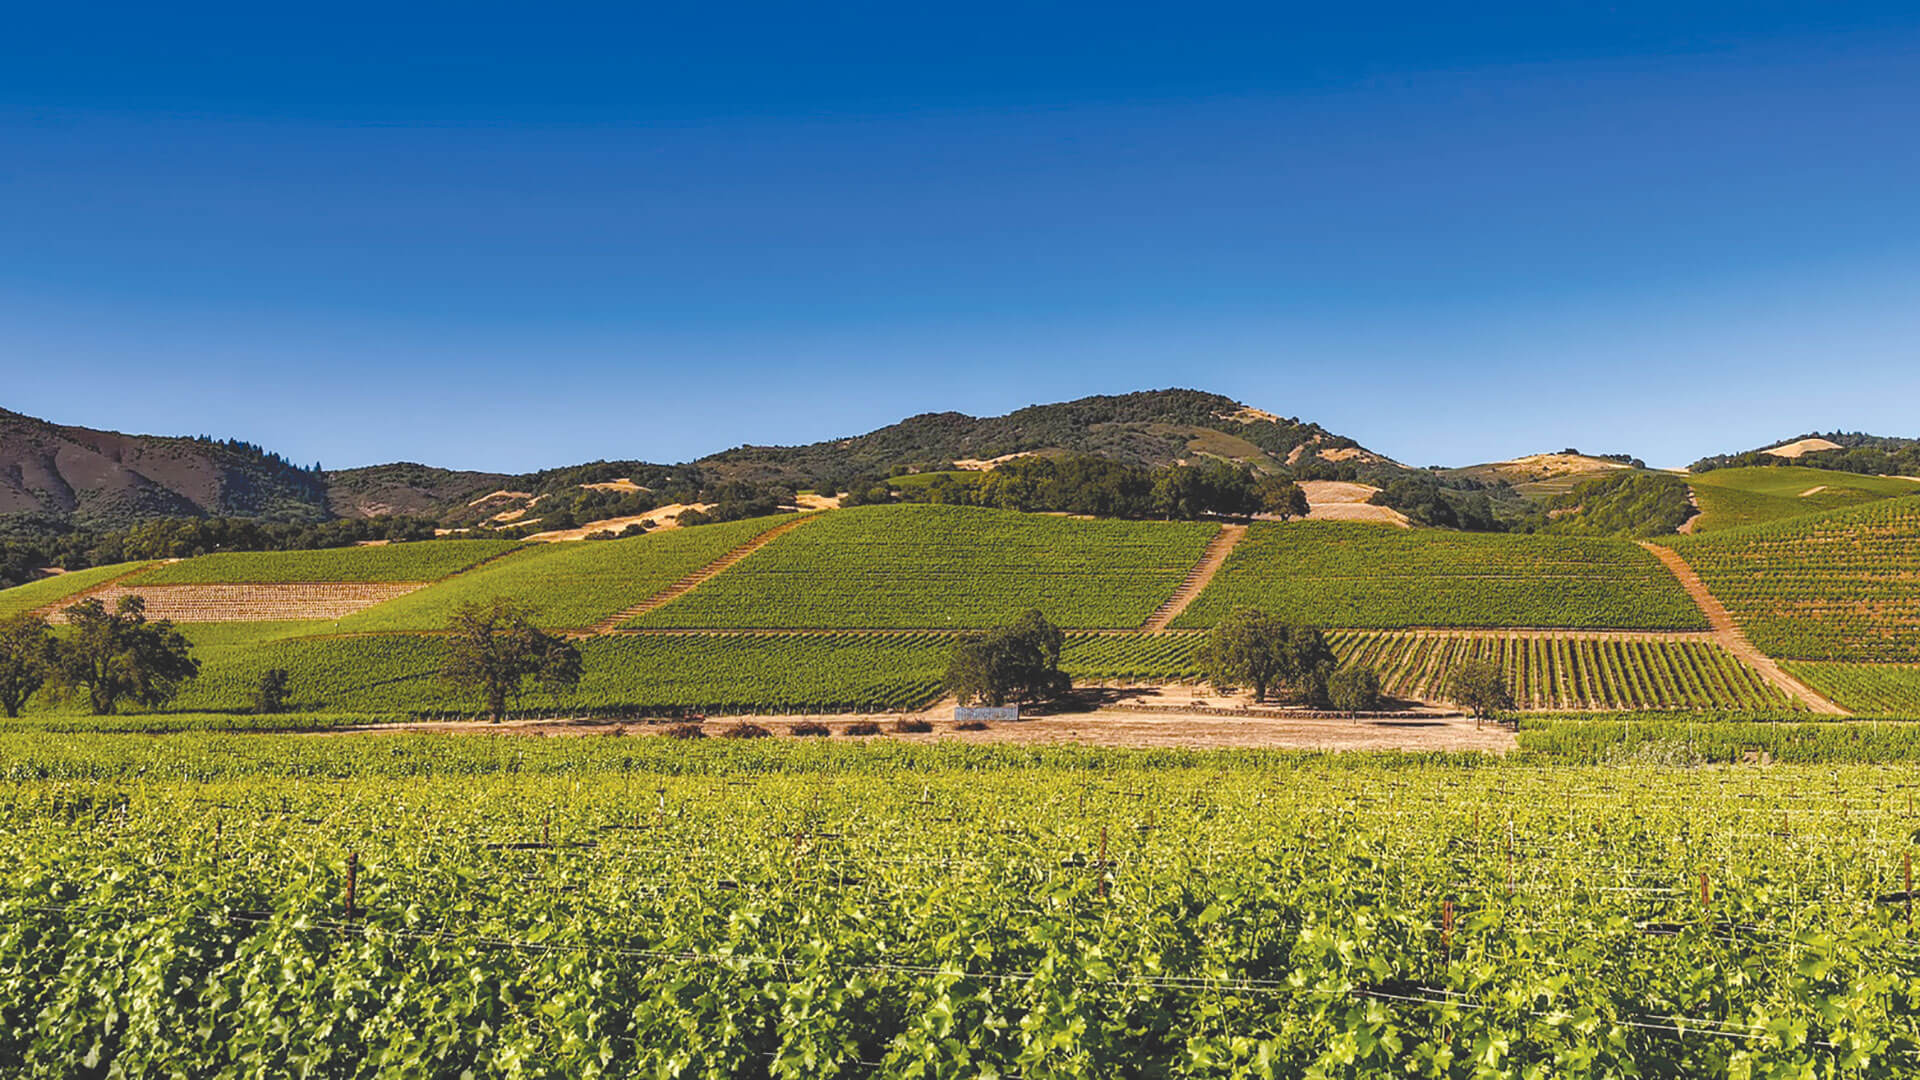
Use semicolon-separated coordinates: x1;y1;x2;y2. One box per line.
1296;481;1410;527
329;710;1513;752
325;682;1513;753
1762;438;1843;459
52;582;423;622
528;503;716;542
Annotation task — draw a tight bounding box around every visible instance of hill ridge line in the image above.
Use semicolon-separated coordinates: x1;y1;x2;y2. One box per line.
1637;541;1847;715
1141;524;1247;633
583;514;818;635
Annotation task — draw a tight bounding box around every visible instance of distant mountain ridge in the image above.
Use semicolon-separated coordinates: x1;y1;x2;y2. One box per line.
0;407;330;528
0;390;1405;532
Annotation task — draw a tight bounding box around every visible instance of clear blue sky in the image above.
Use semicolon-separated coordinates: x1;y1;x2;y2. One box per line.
3;2;1917;471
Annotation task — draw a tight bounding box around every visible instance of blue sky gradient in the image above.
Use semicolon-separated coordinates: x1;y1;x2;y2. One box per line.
3;3;1916;471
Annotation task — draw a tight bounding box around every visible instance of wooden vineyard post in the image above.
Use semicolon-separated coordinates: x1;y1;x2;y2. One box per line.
1099;824;1110;898
1907;853;1913;927
1505;821;1514;896
344;852;359;920
1442;899;1455;956
1700;872;1710;910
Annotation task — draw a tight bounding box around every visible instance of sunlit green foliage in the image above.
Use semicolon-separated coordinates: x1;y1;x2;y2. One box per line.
1782;662;1920;715
3;739;1920;1074
1685;466;1920;532
0;562;151;618
340;516;793;631
631;504;1216;629
1666;496;1920;661
1175;522;1706;630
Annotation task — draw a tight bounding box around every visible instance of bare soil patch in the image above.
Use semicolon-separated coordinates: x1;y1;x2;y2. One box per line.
528;503;716;542
57;582;423;622
1215;406;1281;424
953;452;1038;471
328;706;1514;753
1762;438;1843;459
467;490;533;508
1296;480;1410;527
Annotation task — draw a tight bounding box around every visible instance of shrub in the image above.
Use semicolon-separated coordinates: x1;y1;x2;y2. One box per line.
893;718;934;733
1326;665;1384;712
718;722;773;739
954;720;989;731
252;668;291;715
790;721;831;737
662;722;705;739
842;721;883;736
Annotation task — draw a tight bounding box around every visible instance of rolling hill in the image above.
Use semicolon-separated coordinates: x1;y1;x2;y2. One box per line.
1;390;1402;540
694;389;1406;484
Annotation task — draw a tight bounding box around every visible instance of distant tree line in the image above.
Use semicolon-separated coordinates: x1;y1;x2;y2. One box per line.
1691;432;1920;478
0;514;447;589
843;456;1308;522
1367;474;1506;531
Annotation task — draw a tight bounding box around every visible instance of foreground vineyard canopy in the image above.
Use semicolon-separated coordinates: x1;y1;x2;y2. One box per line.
6;735;1920;1074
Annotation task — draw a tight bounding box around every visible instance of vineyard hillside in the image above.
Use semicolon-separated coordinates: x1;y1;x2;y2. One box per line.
626;504;1219;630
123;540;522;585
1171;522;1707;630
336;514;799;631
1683;466;1920;532
0;561;153;618
1665;496;1920;661
0;623;1798;718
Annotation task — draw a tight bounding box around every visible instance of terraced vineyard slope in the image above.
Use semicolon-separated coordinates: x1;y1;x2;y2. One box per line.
1684;466;1920;533
628;504;1218;629
1138;524;1245;631
0;561;154;618
336;515;799;632
164;630;955;715
1780;662;1920;715
1172;522;1706;630
589;514;815;632
122;539;520;584
1663;496;1920;662
1061;630;1792;711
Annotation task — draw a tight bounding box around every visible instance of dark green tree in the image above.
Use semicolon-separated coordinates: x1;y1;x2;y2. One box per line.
0;613;56;718
1449;658;1513;722
1201;607;1336;704
253;668;291;714
53;596;199;715
945;609;1070;706
1326;664;1384;712
440;599;584;722
1256;476;1311;520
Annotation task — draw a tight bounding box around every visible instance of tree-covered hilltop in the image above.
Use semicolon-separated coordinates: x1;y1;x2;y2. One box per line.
1691;431;1920;476
695;389;1410;488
